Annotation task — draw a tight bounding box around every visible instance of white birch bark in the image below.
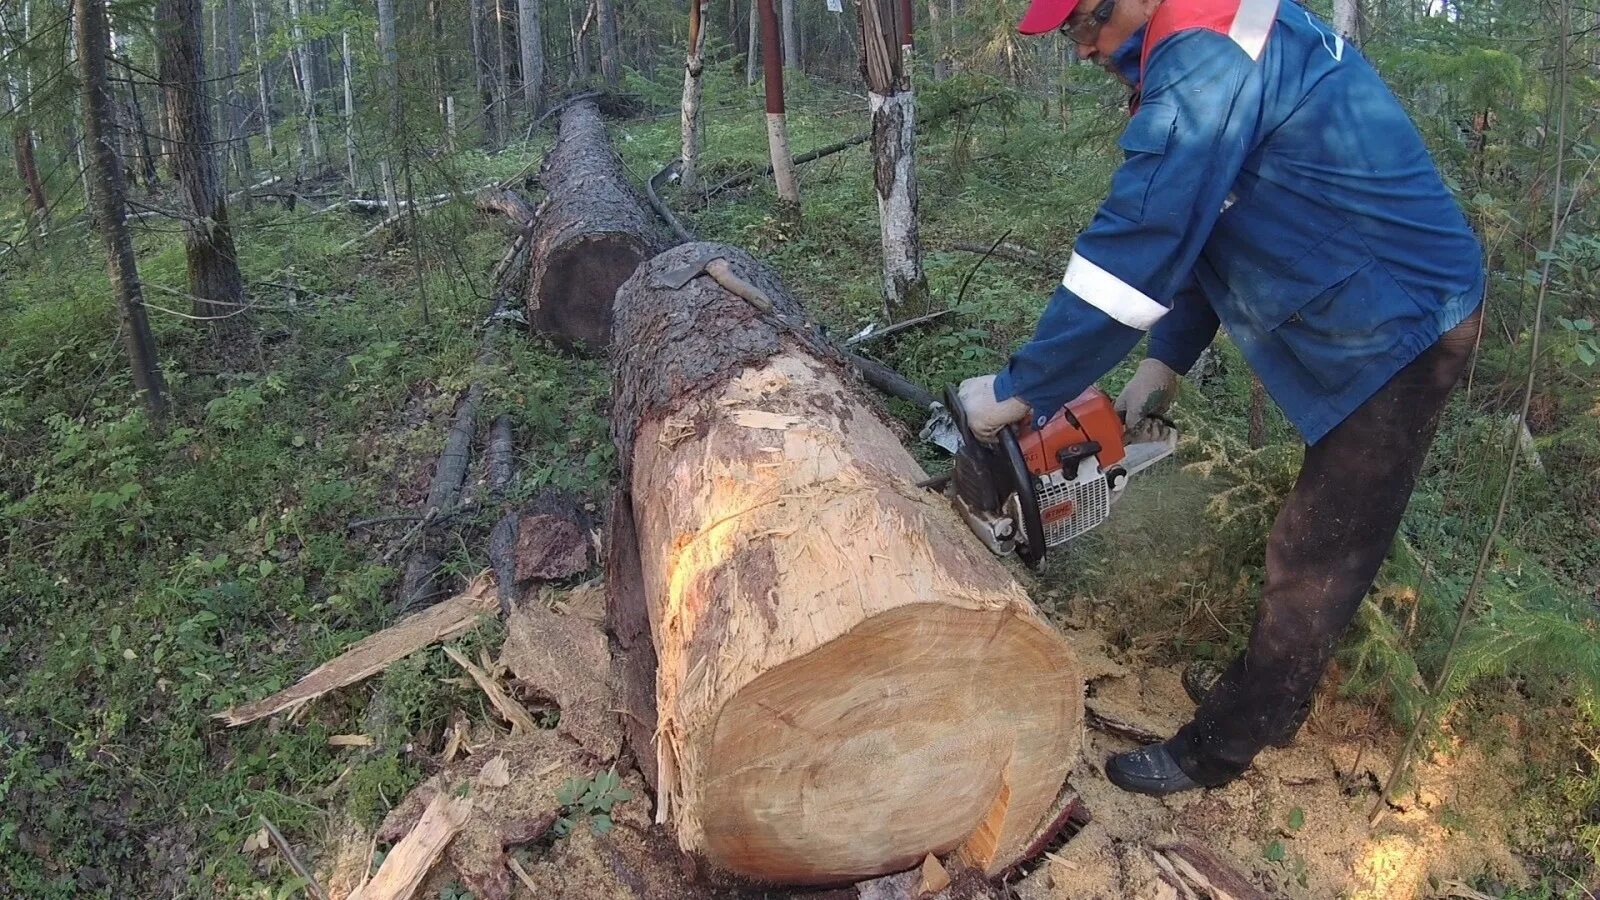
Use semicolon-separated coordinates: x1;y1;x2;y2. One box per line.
341;30;357;189
870;89;925;312
249;0;273;156
765;113;799;204
287;0;322;163
680;0;708;192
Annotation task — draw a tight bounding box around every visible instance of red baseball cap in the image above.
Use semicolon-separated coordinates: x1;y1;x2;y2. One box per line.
1017;0;1084;34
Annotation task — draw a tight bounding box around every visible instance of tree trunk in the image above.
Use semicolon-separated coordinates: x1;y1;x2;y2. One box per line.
758;0;800;207
680;0;709;192
223;0;250;179
781;0;800;71
518;0;544;111
608;241;1082;883
745;0;759;86
376;0;400;214
126;77;160;191
249;0;274;158
287;0;322;165
341;30;358;190
13;127;48;217
1333;0;1364;46
157;0;249;341
860;0;928;315
927;0;950;80
76;0;167;418
472;0;503;147
597;0;622;86
525;100;663;350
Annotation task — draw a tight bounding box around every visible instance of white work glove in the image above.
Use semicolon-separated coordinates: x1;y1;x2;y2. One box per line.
1113;358;1180;428
958;375;1031;444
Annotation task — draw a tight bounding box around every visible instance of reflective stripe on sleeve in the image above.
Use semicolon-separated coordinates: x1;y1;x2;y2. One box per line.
1228;0;1279;59
1061;253;1169;330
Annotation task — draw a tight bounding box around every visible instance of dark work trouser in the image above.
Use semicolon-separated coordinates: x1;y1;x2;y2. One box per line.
1171;305;1483;786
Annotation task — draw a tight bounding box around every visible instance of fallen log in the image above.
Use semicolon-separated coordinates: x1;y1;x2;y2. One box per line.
525;99;664;351
472;186;537;227
609;242;1083;884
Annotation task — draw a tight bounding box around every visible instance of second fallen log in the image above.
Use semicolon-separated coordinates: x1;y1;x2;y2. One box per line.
525;99;663;351
609;242;1083;884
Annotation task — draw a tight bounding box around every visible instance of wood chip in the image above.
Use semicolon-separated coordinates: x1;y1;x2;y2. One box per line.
215;575;497;727
328;734;374;748
729;409;807;430
918;854;951;897
350;792;472;900
443;645;539;735
476;755;511;789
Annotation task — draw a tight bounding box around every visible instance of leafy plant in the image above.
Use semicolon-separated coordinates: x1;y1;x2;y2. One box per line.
553;769;633;837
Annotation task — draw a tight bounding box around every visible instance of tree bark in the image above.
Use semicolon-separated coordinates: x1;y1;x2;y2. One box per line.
472;0;503;147
745;0;759;86
608;241;1082;883
596;0;622;86
341;30;358;190
249;0;274;157
781;0;800;71
758;0;800;207
680;0;709;192
76;0;167;418
518;0;544;111
1333;0;1364;46
860;0;928;315
376;0;400;214
525;99;663;350
287;0;322;165
223;0;250;179
157;0;249;341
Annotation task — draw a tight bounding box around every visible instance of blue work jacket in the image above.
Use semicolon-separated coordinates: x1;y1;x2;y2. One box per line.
992;0;1484;444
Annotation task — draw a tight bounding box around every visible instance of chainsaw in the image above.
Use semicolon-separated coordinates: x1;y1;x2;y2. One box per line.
921;385;1178;568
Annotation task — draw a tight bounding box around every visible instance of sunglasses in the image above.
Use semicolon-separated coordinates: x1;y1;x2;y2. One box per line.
1059;0;1117;43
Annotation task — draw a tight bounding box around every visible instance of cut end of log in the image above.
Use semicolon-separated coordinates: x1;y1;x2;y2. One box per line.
529;232;654;351
695;603;1076;883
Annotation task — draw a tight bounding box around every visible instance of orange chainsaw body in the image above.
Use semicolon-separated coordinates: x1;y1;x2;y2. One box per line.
1013;386;1127;478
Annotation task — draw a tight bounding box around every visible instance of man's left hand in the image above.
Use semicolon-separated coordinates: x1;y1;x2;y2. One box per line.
958;375;1031;444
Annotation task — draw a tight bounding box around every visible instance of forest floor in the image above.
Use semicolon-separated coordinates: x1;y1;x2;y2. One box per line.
2;74;1598;898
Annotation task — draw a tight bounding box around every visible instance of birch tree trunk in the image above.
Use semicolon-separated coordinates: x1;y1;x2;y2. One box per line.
518;0;544;111
376;0;400;214
746;0;759;86
75;0;167;417
287;0;322;166
223;0;250;179
1333;0;1364;46
156;0;249;342
758;0;800;208
341;30;358;190
249;0;274;157
597;0;622;86
680;0;709;192
781;0;800;71
860;0;928;315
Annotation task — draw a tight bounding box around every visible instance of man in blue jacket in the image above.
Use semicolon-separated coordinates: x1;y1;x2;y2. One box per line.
961;0;1485;794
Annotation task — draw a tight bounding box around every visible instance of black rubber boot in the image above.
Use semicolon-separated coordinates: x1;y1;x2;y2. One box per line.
1105;741;1204;796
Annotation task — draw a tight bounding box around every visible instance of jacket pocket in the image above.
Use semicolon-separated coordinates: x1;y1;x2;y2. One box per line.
1265;255;1425;392
1105;102;1178;222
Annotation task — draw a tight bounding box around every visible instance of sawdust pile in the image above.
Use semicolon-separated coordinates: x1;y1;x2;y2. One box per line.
1014;632;1527;900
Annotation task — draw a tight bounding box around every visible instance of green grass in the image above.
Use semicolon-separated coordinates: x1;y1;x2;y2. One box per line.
1;70;1597;896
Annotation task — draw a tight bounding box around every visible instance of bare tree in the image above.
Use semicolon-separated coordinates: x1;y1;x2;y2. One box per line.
248;0;274;157
1334;0;1364;46
222;0;250;179
287;0;322;166
860;0;927;313
75;0;167;417
376;0;400;212
597;0;621;85
519;0;544;110
472;0;503;146
759;0;800;208
746;0;759;86
781;0;800;71
157;0;249;343
680;0;709;191
341;30;357;189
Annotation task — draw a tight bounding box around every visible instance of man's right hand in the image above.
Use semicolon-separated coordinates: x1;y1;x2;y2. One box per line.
1113;358;1179;428
958;375;1031;444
